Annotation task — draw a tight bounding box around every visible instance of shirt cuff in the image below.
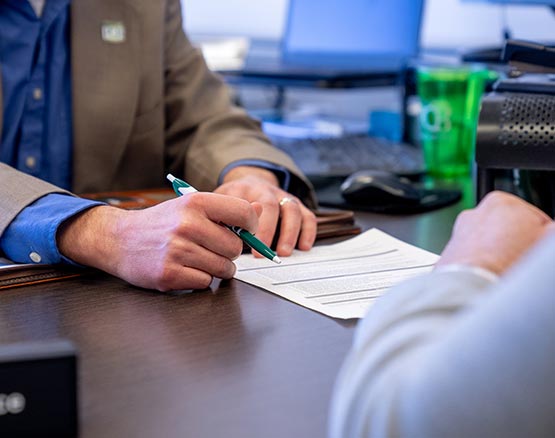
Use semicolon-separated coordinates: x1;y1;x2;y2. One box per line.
218;159;291;191
434;264;499;284
0;193;105;265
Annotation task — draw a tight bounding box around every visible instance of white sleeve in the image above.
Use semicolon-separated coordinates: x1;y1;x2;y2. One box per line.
330;234;555;438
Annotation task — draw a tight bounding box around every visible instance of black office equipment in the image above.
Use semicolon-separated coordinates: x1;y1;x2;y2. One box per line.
341;170;423;205
461;1;555;63
501;39;555;72
476;40;555;216
462;47;505;63
313;172;461;214
0;340;78;437
273;134;425;178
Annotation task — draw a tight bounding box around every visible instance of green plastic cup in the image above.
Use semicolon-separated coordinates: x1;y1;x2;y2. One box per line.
417;66;495;178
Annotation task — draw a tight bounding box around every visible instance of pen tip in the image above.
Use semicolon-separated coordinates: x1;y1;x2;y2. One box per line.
166;173;175;182
273;256;282;264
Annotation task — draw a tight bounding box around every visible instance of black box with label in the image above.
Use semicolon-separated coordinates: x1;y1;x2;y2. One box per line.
0;340;78;437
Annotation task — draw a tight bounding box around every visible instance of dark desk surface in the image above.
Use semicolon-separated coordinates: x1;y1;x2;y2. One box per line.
0;182;472;438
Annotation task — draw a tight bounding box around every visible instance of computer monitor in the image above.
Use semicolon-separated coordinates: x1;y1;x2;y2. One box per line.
282;0;425;68
464;0;555;4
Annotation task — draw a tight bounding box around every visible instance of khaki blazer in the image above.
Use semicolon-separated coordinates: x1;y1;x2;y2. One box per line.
0;0;314;235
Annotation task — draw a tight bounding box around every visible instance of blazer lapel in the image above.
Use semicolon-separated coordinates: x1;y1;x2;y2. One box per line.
71;0;139;193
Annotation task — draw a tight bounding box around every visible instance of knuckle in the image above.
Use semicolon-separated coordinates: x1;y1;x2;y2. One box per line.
178;217;200;239
231;180;248;191
215;258;236;279
241;201;258;231
286;201;302;214
482;190;511;206
303;209;317;222
229;198;255;225
230;238;244;257
453;210;473;227
184;192;205;209
458;209;472;219
195;275;213;290
237;198;254;218
220;234;243;259
148;247;216;292
213;258;228;277
261;198;279;212
155;264;179;292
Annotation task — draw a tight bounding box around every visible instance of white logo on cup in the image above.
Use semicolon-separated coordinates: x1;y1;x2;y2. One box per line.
0;393;26;415
420;101;452;134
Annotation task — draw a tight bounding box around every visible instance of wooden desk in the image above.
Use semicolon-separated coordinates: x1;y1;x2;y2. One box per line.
0;188;470;438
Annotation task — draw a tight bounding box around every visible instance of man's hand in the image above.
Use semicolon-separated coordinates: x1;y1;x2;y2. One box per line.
437;191;553;275
215;166;317;257
57;193;261;291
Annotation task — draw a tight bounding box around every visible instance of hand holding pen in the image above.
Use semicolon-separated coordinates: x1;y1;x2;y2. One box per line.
60;178;262;292
167;174;281;264
213;167;317;257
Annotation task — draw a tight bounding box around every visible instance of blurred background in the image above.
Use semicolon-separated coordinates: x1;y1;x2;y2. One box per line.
179;0;555;122
181;0;555;49
178;0;555;190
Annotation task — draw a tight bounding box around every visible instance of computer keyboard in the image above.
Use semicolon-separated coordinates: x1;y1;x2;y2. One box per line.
272;134;425;177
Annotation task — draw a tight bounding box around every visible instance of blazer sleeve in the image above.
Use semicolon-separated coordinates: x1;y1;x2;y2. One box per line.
330;235;555;438
0;163;71;236
161;0;317;207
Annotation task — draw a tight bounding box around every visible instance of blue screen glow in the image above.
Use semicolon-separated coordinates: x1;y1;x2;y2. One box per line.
284;0;425;58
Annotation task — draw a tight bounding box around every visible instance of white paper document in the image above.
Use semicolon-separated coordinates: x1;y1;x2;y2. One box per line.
234;229;439;319
197;37;250;71
0;257;34;271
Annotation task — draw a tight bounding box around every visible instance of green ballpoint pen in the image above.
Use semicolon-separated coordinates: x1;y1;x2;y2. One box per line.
166;174;282;264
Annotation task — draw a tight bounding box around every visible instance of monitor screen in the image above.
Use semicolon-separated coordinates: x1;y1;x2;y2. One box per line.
283;0;425;62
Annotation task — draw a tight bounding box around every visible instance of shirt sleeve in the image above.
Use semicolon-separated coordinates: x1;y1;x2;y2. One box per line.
0;193;104;265
434;263;499;283
329;235;555;438
218;159;292;191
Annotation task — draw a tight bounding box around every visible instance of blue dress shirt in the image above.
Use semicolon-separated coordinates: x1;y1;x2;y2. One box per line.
0;0;101;264
0;0;290;266
0;0;72;188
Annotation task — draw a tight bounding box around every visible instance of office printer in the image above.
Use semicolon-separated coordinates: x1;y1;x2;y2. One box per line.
476;40;555;216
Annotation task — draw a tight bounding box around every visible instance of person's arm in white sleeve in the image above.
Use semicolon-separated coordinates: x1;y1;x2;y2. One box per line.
330;192;555;438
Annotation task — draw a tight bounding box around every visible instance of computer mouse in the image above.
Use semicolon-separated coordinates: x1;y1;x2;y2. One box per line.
340;170;422;206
